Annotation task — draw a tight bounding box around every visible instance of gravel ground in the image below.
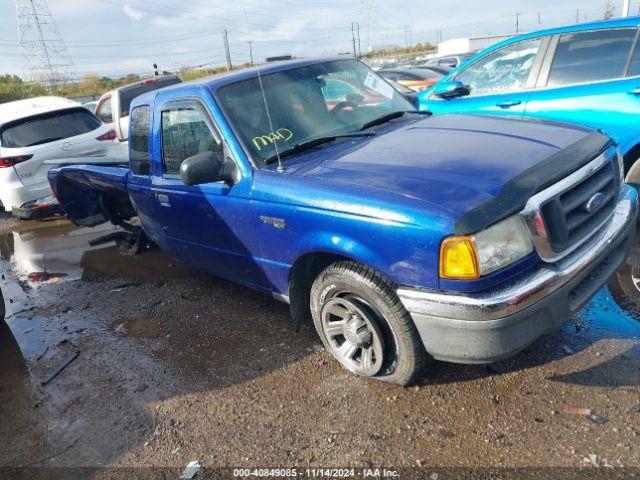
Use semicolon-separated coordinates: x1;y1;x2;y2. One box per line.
0;211;638;478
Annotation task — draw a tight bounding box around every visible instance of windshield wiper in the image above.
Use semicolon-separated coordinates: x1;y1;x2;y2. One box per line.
360;110;431;131
265;132;375;165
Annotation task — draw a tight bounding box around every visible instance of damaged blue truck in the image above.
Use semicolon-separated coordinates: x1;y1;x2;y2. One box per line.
49;58;638;385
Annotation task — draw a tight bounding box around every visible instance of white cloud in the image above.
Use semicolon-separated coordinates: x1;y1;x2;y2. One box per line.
122;4;144;21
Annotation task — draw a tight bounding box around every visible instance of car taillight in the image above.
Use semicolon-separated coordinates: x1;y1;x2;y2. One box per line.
0;154;34;168
96;129;116;141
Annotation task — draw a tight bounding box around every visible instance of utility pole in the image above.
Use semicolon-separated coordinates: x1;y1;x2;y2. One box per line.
404;26;410;49
515;13;520;33
15;0;78;91
223;29;231;71
352;23;357;57
622;0;630;17
356;22;361;57
576;9;580;23
247;40;254;66
538;12;541;24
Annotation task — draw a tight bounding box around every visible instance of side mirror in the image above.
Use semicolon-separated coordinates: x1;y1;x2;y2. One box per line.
180;151;224;186
433;81;470;99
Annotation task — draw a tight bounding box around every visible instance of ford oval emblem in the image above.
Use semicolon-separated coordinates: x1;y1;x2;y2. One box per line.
583;192;605;213
60;141;73;151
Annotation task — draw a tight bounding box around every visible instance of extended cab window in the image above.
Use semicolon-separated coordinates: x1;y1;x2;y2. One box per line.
547;28;637;86
454;38;541;96
96;96;113;123
161;104;221;175
0;108;102;148
130;106;151;175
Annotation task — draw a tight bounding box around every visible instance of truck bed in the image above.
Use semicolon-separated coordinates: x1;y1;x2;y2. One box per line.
48;164;135;227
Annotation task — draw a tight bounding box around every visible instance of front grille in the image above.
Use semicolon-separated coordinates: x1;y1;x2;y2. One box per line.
540;159;618;253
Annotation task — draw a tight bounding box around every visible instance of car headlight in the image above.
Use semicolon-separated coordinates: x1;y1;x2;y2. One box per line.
439;215;534;280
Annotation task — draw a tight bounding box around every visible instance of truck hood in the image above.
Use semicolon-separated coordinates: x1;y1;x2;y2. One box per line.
288;114;594;218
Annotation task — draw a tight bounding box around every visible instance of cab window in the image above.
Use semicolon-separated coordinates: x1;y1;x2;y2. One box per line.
455;38;542;96
130;106;151;175
161;103;221;176
547;28;637;86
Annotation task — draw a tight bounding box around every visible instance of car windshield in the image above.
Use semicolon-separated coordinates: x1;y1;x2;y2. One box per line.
217;59;413;166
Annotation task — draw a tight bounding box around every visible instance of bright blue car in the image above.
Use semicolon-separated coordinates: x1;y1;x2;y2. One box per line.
48;58;637;385
418;17;640;172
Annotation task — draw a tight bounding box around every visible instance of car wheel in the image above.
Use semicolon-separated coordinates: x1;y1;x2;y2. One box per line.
117;230;152;257
608;236;640;309
310;261;428;386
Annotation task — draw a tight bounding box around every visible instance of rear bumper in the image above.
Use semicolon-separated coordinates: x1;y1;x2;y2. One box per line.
11;203;61;220
0;169;52;215
397;186;638;364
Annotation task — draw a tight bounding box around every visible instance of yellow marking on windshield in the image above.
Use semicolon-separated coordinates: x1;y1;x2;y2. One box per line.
252;128;293;151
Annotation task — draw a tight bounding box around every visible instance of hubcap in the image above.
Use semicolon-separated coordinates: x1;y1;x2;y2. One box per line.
320;297;385;377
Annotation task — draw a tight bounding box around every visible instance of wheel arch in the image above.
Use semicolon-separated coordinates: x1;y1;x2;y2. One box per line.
624;141;640;186
287;250;393;329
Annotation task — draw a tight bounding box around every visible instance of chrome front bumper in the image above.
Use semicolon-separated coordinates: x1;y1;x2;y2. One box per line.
397;185;638;363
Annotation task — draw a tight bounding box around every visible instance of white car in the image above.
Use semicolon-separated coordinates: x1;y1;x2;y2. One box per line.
0;96;125;220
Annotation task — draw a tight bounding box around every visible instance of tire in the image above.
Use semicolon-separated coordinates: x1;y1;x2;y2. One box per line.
310;261;428;386
608;236;640;309
116;230;152;257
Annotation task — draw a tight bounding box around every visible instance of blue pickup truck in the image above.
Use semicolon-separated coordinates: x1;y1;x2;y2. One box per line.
49;58;638;385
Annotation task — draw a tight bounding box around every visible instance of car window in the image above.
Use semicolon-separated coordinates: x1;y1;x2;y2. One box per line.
454;38;541;96
95;96;113;123
547;28;637;87
130;106;151;175
0;108;102;148
161;104;221;176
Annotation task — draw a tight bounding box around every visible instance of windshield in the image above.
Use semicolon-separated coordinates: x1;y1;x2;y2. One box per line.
217;59;413;166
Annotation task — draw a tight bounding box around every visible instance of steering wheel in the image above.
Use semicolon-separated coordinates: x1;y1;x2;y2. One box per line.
329;101;359;118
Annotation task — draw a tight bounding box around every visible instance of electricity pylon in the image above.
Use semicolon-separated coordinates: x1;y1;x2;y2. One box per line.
15;0;78;91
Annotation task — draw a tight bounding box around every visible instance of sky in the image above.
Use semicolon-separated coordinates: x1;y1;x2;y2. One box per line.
0;0;636;79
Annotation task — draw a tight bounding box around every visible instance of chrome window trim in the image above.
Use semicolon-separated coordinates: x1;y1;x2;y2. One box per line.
519;149;618;262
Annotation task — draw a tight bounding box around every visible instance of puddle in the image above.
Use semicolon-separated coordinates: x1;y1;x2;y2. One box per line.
0;222;123;287
5;315;55;358
113;315;164;339
577;288;640;340
0;220;196;288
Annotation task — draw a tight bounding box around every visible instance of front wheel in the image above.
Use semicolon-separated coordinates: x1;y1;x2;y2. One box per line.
608;237;640;309
310;261;428;386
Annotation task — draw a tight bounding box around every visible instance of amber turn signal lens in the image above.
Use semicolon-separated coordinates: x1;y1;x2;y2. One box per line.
439;236;480;280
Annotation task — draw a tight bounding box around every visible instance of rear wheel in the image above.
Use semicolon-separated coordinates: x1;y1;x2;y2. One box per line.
116;229;152;257
310;261;428;385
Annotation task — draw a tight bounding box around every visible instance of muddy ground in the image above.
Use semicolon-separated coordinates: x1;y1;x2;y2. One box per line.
0;211;638;478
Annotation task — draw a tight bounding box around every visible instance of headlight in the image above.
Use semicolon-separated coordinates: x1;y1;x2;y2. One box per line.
440;215;534;280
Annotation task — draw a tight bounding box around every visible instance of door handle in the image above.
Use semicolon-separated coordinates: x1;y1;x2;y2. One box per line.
156;193;170;207
496;100;522;108
627;88;640;96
